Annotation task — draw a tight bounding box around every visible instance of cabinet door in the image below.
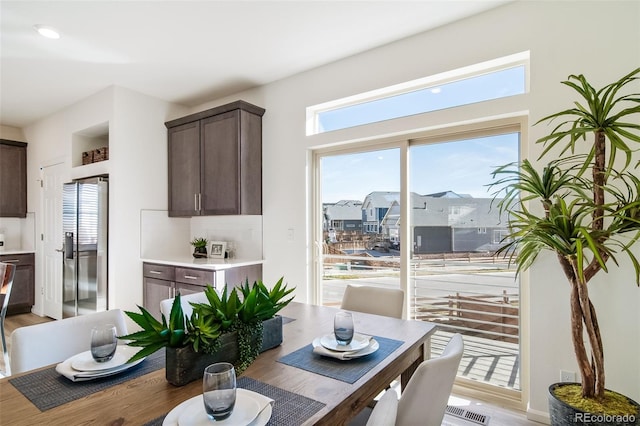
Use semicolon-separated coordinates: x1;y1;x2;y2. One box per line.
176;282;204;297
168;122;201;217
200;111;240;215
0;142;27;217
0;253;34;315
143;277;173;319
8;265;35;314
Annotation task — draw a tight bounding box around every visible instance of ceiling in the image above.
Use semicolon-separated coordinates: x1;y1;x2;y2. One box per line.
1;0;510;128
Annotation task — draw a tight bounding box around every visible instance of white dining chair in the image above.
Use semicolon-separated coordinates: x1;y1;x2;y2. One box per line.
159;291;210;319
9;309;128;374
1;262;16;376
340;284;404;319
365;333;465;426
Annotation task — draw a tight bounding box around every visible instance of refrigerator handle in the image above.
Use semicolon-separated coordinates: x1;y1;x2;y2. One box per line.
64;232;74;260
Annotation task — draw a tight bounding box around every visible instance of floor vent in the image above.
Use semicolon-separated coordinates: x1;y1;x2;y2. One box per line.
445;405;491;425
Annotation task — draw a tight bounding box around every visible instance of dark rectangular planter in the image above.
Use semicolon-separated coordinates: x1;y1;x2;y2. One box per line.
166;315;283;386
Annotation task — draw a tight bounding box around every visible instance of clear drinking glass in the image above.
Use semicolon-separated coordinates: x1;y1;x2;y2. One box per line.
334;311;354;345
91;324;117;362
203;362;237;421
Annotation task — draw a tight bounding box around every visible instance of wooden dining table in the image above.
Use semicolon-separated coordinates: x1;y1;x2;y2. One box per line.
0;302;435;426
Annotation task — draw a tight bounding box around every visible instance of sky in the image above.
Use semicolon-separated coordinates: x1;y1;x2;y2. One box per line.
321;133;519;203
318;66;524;203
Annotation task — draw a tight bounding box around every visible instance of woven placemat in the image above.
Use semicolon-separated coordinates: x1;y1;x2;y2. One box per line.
277;335;404;384
143;376;325;426
9;349;165;411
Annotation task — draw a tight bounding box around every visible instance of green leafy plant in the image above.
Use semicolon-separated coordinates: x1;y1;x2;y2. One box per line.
118;294;220;363
190;285;241;331
490;68;640;405
238;277;295;323
190;237;208;248
119;278;294;372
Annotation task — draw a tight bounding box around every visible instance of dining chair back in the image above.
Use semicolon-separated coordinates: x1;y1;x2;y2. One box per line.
1;262;16;375
159;291;210;319
340;284;404;319
366;333;465;426
9;309;128;374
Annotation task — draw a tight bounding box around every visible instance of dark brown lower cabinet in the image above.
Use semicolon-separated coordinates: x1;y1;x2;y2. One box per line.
142;262;262;319
0;253;35;315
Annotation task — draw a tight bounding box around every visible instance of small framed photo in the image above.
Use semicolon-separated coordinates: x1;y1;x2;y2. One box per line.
209;241;227;259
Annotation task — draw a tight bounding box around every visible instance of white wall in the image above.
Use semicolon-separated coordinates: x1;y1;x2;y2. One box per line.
23;86;188;314
185;0;640;419
19;0;639;419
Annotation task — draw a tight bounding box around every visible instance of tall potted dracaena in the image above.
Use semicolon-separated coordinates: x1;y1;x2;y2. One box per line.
490;68;640;423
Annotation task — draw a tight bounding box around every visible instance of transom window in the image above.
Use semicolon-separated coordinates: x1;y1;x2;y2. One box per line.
307;52;528;135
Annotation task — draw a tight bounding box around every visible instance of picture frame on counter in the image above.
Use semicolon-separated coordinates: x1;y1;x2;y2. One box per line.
210;241;227;259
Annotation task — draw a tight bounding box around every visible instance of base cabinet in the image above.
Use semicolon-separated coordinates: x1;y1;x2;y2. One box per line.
142;262;262;319
0;253;35;315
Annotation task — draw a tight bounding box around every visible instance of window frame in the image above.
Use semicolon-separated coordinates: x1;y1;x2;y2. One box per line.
306;51;530;136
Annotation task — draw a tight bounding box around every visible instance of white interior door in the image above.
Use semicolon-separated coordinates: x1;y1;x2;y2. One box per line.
42;162;65;319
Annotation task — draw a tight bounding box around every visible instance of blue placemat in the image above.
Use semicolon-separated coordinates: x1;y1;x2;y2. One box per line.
9;349;165;411
277;336;404;384
144;377;325;426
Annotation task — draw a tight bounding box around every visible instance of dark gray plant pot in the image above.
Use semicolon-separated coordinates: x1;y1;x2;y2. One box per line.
192;246;207;258
166;315;283;386
548;383;640;426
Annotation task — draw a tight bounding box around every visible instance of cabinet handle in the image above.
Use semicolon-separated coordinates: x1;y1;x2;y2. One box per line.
183;275;199;280
148;270;163;275
2;259;20;263
198;193;202;211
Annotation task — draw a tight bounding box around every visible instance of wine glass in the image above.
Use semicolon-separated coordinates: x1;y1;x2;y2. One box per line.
334;311;354;345
91;324;117;362
203;362;237;421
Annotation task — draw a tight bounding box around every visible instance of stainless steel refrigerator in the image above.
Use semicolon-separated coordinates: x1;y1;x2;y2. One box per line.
62;176;108;318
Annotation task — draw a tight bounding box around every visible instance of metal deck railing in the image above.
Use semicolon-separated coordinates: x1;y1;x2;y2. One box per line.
322;253;520;391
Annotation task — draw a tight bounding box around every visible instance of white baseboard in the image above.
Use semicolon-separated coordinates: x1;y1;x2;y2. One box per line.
526;407;550;424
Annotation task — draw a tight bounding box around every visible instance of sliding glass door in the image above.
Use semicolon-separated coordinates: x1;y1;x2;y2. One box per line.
315;127;521;394
318;148;401;307
409;132;520;391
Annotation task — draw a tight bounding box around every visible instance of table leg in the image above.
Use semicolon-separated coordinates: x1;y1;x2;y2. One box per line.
400;337;430;389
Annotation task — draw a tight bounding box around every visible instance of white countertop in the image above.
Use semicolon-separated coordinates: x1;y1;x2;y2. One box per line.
0;249;35;256
141;256;263;270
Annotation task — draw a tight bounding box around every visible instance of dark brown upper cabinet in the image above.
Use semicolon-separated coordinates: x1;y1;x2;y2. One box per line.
0;140;28;218
165;101;265;217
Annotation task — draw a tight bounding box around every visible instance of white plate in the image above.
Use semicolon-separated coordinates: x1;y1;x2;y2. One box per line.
320;332;371;352
178;394;259;426
70;345;141;372
163;389;273;426
313;337;380;359
56;351;145;382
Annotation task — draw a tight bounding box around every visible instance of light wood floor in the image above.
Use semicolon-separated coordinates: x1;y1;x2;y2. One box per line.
1;313;542;425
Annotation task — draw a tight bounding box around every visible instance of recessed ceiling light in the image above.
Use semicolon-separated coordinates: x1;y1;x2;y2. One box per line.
34;25;61;39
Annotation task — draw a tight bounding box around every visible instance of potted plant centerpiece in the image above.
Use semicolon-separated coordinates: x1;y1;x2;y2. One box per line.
490;68;640;425
119;278;294;386
191;237;208;258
